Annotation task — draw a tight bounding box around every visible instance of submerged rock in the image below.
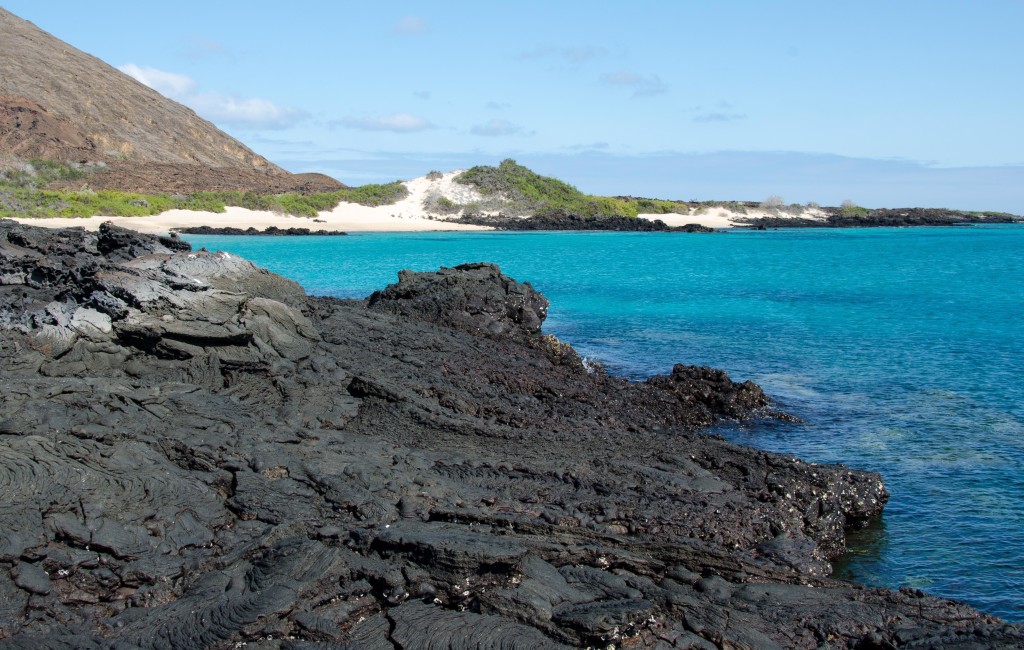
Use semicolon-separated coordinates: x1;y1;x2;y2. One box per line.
0;218;1021;648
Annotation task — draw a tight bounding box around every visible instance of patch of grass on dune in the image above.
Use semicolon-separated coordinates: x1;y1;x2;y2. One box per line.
334;181;410;207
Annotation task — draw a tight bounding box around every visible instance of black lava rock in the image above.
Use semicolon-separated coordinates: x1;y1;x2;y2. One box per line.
0;218;1020;648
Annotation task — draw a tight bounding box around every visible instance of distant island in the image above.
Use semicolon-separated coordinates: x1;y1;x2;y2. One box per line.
4;156;1019;235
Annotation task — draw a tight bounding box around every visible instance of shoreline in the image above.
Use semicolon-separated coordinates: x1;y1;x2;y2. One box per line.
7;172;1019;235
5;206;743;235
8;206;1019;236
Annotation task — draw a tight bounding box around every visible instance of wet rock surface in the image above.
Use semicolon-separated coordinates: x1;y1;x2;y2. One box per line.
1;218;1021;648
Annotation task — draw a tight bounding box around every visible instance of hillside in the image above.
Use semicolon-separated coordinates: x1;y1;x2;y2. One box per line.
0;7;342;194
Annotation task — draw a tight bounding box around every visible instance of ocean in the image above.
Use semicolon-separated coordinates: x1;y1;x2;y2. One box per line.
184;225;1024;621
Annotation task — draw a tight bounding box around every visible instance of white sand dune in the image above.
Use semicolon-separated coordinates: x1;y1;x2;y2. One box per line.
639;205;829;229
7;169;829;234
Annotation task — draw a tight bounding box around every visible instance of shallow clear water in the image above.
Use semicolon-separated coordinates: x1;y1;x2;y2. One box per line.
185;226;1024;621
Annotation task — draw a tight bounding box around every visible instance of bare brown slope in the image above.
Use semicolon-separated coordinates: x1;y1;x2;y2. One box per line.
0;7;279;170
0;8;345;194
0;96;97;161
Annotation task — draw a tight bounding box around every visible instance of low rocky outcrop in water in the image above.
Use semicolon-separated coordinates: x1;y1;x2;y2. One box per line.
1;219;1021;648
173;226;348;237
455;211;707;232
739;207;1020;229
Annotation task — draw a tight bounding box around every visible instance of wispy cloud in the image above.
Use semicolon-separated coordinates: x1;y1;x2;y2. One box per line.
181;36;228;61
517;45;608;64
563;46;608;63
567;141;611;151
119;63;307;129
693;112;747;123
601;71;668;97
413;90;432;100
336;113;435;133
470;119;532;137
394;16;427;34
484;101;511;110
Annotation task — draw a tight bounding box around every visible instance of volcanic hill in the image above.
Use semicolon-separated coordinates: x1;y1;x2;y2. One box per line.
0;7;341;194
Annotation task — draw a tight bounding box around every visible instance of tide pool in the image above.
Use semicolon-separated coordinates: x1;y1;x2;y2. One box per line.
184;225;1024;620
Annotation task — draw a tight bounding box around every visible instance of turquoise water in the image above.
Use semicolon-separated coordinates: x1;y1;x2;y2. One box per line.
185;226;1024;621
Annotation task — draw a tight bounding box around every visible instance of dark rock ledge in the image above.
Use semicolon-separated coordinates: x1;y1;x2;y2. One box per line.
172;226;348;236
0;218;1021;649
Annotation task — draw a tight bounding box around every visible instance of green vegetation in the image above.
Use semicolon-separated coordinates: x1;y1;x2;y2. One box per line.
453;159;687;219
334;181;409;208
690;200;751;215
839;199;870;218
0;159;408;219
0;158;92;189
631;197;689;215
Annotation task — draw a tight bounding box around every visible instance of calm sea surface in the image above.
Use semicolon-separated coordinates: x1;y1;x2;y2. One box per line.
185;226;1024;621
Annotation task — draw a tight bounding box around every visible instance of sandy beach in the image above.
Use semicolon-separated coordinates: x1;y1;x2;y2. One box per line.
6;170;828;234
7;171;493;235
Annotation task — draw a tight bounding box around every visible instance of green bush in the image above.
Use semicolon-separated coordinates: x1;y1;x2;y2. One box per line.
839;199;870;218
335;181;409;207
0;159;90;190
633;198;687;214
456;159;644;218
0;157;413;219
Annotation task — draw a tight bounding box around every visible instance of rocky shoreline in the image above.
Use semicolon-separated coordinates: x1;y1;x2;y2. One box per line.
449;206;1020;232
454;212;715;232
172;225;349;237
736;207;1020;229
1;219;1022;648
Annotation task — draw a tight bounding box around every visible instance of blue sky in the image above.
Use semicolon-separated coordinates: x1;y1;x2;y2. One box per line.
5;1;1023;212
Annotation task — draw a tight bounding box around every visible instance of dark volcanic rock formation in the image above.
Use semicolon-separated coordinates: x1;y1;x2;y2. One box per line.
739;207;1020;229
368;263;549;342
456;211;687;232
173;226;348;237
1;219;1022;648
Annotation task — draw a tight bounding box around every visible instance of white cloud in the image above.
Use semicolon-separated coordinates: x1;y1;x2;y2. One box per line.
119;64;196;97
337;113;435;133
118;63;307;129
394;16;427;34
601;71;668;97
190;96;306;129
470;119;531;137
